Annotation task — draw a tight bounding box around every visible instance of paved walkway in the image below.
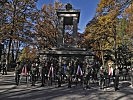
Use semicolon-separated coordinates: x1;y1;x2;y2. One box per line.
0;72;133;100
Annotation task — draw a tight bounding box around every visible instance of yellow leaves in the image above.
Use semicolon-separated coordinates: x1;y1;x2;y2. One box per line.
54;1;63;10
97;0;106;12
29;47;37;61
24;0;30;3
98;15;111;25
124;2;133;40
85;0;133;59
124;3;133;15
97;0;115;13
84;33;92;40
98;10;118;26
97;0;119;24
19;46;37;61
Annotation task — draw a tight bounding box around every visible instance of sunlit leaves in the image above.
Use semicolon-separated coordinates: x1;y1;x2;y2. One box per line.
124;2;133;38
19;46;37;61
96;0;115;13
84;0;133;62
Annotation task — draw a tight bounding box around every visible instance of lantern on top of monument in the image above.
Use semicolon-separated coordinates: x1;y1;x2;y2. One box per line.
66;3;72;10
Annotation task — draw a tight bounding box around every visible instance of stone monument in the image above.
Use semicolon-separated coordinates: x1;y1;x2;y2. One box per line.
39;3;93;61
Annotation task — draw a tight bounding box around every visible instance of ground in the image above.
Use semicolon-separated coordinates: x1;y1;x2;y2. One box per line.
0;72;133;100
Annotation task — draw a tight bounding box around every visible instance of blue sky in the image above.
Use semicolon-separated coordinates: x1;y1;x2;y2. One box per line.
37;0;99;33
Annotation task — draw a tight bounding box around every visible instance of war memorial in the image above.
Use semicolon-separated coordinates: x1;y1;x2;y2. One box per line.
39;3;94;64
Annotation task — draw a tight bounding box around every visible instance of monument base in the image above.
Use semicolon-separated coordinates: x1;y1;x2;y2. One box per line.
39;47;93;57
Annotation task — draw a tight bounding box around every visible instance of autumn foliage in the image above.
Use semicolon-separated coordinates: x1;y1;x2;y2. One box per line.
84;0;133;63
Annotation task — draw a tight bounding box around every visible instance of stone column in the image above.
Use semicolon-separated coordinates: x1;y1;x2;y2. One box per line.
57;16;64;48
59;56;62;67
73;17;78;47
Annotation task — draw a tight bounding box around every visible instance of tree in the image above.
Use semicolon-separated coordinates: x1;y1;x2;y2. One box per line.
19;46;37;62
117;45;132;66
124;1;133;51
84;0;132;65
0;0;39;68
35;1;64;49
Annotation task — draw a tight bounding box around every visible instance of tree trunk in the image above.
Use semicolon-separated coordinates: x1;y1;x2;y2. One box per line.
7;37;12;70
6;0;18;70
14;41;21;62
